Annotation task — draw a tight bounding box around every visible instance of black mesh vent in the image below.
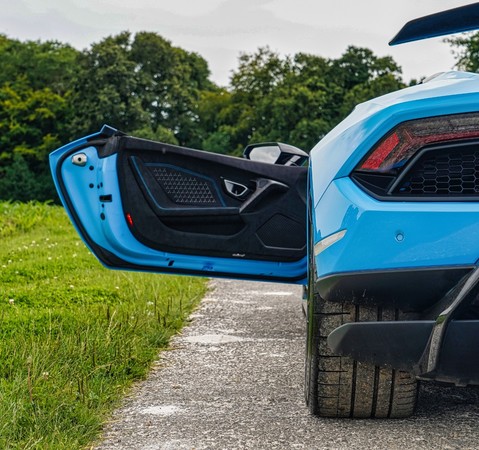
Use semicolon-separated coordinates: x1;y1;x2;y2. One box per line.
151;166;221;206
394;146;479;196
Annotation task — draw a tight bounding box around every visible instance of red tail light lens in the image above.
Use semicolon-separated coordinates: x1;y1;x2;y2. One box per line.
359;113;479;173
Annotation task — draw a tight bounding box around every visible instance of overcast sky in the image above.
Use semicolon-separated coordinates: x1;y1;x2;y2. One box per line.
0;0;473;86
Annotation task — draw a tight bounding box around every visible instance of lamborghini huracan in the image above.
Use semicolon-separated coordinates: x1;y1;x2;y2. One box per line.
50;3;479;418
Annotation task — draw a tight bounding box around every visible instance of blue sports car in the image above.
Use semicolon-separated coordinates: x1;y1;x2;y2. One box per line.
50;4;479;418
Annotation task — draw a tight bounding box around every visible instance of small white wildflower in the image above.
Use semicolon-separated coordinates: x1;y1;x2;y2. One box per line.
72;253;77;258
69;284;74;289
41;372;49;380
115;286;120;290
48;257;52;261
31;240;36;245
75;242;80;247
8;260;12;264
8;299;14;305
2;265;6;268
146;301;154;306
53;276;58;280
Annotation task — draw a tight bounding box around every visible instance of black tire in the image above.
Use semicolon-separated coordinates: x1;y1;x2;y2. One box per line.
305;290;418;418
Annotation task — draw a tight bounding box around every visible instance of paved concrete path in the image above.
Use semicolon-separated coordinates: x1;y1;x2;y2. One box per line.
95;279;479;450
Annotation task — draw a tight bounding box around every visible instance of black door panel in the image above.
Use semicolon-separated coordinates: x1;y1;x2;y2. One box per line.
116;136;307;262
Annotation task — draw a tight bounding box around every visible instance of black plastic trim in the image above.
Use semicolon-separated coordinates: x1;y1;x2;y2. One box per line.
328;319;479;385
391;140;479;197
328;321;435;371
324;265;479;385
316;266;473;312
435;320;479;385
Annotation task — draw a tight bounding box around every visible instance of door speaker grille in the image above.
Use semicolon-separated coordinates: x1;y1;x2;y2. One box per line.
151;166;221;206
256;214;305;250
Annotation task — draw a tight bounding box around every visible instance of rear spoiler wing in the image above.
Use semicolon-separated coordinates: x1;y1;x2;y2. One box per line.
390;3;479;45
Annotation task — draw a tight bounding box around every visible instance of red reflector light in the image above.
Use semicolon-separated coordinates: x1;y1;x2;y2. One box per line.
359;113;479;173
361;132;399;170
126;213;134;227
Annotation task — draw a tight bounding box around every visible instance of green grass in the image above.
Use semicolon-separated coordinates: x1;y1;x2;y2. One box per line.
0;201;207;449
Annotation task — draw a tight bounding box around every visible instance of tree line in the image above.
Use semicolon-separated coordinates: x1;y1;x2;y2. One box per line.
0;31;474;202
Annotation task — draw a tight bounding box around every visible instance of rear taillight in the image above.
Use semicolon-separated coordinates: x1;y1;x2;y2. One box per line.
359;113;479;174
352;112;479;199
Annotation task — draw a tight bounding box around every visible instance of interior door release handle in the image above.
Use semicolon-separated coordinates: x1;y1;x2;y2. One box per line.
224;179;249;198
239;178;288;213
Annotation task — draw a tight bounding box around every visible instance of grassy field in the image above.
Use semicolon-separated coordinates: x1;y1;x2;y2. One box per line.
0;201;207;449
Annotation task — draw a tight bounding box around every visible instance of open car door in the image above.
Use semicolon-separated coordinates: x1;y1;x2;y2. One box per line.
50;126;307;283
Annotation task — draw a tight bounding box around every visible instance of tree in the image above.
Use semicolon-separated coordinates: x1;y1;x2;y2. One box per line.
68;32;148;137
199;46;405;153
130;32;214;147
329;46;404;117
69;32;214;147
0;153;56;201
0;36;80;201
0;32;407;201
0;35;79;95
0;32;216;201
447;32;479;73
0;78;70;201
